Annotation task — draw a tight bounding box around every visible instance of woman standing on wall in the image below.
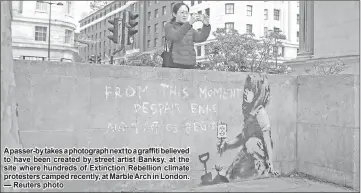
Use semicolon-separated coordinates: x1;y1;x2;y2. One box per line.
163;2;211;69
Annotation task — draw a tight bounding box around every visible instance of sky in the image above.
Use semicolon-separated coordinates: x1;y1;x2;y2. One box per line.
73;1;93;31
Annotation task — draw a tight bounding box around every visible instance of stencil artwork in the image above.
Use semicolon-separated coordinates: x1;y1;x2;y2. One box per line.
199;74;279;185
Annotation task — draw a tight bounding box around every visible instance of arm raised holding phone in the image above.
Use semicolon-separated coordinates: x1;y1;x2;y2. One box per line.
163;3;211;68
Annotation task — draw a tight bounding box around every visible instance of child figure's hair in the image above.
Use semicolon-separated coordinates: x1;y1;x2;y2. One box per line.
242;74;271;117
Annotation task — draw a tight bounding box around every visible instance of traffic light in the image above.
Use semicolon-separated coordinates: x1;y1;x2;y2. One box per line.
107;17;120;43
89;55;95;63
126;10;139;45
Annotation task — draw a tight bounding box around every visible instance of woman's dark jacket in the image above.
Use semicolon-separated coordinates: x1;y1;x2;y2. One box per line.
164;21;211;66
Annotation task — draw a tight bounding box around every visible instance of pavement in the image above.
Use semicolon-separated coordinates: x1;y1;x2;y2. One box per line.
173;177;355;192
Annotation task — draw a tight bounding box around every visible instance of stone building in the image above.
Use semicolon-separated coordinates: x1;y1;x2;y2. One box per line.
286;1;359;75
185;1;300;63
11;1;78;61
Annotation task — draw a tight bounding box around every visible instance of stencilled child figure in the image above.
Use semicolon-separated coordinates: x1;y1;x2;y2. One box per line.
217;74;279;180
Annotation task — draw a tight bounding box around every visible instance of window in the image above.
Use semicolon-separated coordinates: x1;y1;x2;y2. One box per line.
35;26;47;41
162;6;166;15
246;24;252;33
225;22;234;31
297;31;299;42
225;3;234;14
171;3;175;13
154;38;158;47
264;27;268;37
147;26;151;35
154;23;159;34
36;2;47;11
281;47;285;57
66;1;71;15
297;14;299;24
198;0;202;4
162;36;165;45
163;21;167;31
297;48;299;53
264;9;268;20
274;9;280;20
148;12;151;20
191;0;195;6
155;9;158;18
246;5;252;16
147;40;151;48
13;1;24;13
273;46;278;56
196;46;201;56
65;30;72;43
274;27;280;33
205;8;210;16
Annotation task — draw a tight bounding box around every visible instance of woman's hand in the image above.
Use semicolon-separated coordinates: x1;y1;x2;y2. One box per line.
189;14;200;25
201;14;210;25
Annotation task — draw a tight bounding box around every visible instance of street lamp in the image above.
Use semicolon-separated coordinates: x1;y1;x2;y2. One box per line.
37;1;63;61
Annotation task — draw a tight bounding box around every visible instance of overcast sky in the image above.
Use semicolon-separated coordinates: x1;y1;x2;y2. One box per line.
73;1;92;31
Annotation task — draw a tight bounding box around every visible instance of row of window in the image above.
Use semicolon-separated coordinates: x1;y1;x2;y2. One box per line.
34;26;73;43
224;4;281;20
35;1;71;15
148;5;168;20
224;22;299;42
81;2;137;27
190;0;204;6
147;1;160;7
192;44;284;58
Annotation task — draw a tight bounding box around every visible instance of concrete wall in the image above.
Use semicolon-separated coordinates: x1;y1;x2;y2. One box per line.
297;74;360;190
13;60;298;191
12;60;359;191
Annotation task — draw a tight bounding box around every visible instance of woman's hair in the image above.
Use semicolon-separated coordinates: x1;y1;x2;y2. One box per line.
170;3;190;23
242;74;271;117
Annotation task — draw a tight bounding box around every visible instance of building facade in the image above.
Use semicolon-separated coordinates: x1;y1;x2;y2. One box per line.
78;1;179;62
183;1;300;63
11;1;77;61
79;1;135;62
286;1;359;75
142;1;182;52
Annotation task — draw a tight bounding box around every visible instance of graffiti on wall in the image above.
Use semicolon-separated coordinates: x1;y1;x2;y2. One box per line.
198;74;280;185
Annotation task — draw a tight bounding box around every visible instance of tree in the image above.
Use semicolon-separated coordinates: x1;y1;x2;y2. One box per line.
304;59;348;75
125;47;164;67
89;1;110;11
197;28;291;74
1;1;23;192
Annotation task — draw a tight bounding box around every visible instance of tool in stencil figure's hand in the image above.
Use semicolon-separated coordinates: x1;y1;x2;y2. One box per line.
212;122;230;184
198;152;212;185
217;122;227;157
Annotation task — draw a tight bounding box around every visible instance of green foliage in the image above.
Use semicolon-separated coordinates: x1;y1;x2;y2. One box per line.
124;47;164;67
304;59;348;75
197;28;292;74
